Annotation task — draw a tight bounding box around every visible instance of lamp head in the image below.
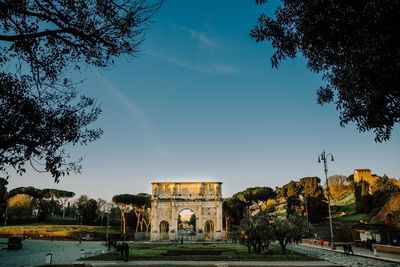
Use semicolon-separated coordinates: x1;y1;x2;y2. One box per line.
318;156;321;163
330;155;334;161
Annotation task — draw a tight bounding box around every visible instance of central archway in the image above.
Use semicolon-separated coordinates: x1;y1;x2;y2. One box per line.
178;209;196;240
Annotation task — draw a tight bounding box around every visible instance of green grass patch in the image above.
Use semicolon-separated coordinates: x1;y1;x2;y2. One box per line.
87;242;319;261
331;192;364;223
331;191;355;206
331;192;371;223
0;224;119;238
0;224;118;233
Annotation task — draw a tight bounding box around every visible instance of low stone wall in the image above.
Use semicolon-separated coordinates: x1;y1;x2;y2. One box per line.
302;239;319;246
302;238;332;247
373;244;400;254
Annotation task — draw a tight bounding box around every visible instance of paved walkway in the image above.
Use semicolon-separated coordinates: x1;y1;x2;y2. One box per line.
301;243;400;262
78;260;336;267
0;239;105;267
79;243;400;267
287;244;400;267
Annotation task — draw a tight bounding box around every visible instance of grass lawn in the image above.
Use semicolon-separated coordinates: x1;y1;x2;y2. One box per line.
87;242;319;261
331;191;355;206
0;224;119;238
331;192;371;223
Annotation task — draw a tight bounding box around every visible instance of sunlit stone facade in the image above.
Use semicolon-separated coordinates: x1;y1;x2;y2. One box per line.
354;169;377;184
150;182;223;242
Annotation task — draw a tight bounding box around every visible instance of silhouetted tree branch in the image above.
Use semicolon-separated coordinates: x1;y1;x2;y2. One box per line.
251;1;400;142
0;0;162;181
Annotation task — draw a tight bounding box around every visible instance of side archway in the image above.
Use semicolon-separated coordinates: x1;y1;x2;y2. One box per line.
204;220;214;240
160;220;169;241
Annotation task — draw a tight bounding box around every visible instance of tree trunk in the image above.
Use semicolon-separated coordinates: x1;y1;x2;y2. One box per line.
224;216;229;239
140;206;145;232
121;212;126;240
139;209;143;232
145;208;151;232
133;208;140;232
143;209;151;232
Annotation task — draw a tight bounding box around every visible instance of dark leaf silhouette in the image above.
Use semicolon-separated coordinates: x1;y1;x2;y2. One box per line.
0;0;162;181
251;1;400;142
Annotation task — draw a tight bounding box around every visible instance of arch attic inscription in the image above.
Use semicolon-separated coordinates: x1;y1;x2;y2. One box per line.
150;182;223;242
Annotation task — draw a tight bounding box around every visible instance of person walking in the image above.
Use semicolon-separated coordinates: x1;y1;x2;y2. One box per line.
347;243;354;255
342;243;348;256
107;239;112;251
123;242;129;262
119;242;124;260
320;238;325;248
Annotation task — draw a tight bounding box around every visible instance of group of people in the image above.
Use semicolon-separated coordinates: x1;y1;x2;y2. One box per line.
107;239;130;262
319;238;354;256
342;243;354;256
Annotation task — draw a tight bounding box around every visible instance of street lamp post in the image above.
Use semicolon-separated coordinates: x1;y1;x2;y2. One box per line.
318;150;336;250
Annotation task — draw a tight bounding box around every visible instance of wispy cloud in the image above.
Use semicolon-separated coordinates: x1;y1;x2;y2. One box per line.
188;29;219;48
171;23;221;49
147;49;238;75
95;73;175;159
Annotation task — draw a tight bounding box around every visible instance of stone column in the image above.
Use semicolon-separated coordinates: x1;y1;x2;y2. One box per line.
170;201;176;241
150;199;158;241
215;201;223;240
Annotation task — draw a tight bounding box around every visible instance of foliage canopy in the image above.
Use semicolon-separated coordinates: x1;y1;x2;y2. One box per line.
251;0;400;142
232;186;275;215
0;0;161;181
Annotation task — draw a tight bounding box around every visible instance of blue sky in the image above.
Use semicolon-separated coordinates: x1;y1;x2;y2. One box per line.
7;0;400;201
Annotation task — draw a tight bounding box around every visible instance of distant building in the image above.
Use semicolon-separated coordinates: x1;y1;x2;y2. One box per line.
354;169;378;185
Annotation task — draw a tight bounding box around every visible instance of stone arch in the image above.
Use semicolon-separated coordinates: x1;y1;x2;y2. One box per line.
150;182;223;242
204;220;214;240
177;208;197;239
159;220;169;241
177;208;197;225
177;207;196;215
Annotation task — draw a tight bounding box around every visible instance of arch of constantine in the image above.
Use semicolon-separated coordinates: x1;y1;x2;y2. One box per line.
150;182;223;242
